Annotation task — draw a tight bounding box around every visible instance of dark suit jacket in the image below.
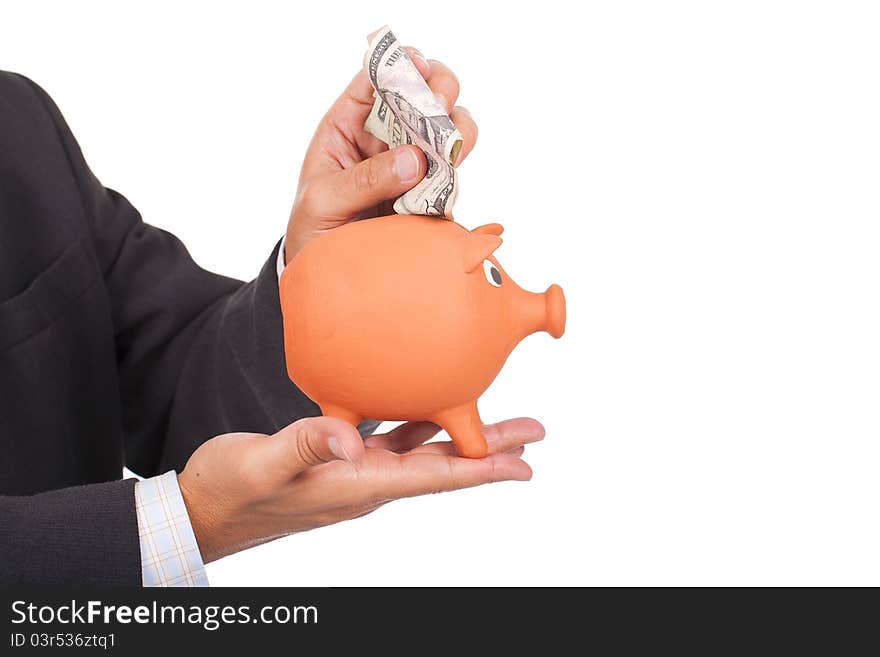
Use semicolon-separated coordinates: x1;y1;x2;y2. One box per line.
0;71;324;584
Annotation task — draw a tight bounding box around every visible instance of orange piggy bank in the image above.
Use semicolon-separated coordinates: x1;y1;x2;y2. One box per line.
279;215;565;458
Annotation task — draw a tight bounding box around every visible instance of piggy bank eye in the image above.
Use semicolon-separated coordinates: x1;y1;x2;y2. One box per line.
482;259;502;287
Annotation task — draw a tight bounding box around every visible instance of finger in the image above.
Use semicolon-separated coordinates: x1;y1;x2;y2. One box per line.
337;69;377;112
425;59;460;114
363;421;441;453
318;70;382;153
414;442;526;458
482;417;545;452
402;46;431;79
266;416;365;475
450;106;478;165
300;145;426;220
410;417;545;456
336;47;430;112
379;452;532;499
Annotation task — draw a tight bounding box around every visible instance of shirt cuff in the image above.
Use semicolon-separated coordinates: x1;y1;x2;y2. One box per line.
276;234;287;279
134;471;209;587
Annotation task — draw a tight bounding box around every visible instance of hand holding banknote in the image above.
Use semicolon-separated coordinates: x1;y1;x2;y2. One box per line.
285;36;478;262
363;26;465;217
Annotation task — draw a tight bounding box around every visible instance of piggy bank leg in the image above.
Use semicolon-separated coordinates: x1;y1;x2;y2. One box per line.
319;403;363;429
433;403;488;459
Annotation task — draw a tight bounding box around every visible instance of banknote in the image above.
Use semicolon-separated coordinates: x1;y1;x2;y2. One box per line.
363;25;462;217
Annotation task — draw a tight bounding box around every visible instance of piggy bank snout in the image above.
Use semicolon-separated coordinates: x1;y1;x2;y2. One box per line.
518;283;566;339
544;284;566;338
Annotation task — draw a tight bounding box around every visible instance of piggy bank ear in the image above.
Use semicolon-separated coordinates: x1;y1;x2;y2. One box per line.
472;223;505;236
462;234;503;272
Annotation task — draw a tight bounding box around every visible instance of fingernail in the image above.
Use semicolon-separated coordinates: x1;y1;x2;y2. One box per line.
394;147;420;183
328;436;353;463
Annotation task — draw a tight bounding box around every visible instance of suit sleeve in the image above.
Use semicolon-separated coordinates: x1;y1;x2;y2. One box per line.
0;479;140;585
21;75;322;476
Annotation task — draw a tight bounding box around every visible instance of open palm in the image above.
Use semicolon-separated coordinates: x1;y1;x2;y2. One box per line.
179;417;542;562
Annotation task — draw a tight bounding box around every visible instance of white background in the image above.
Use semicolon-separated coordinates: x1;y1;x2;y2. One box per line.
3;1;879;586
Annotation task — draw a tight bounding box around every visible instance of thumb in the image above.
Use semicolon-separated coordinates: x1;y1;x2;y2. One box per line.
309;145;426;219
268;416;365;473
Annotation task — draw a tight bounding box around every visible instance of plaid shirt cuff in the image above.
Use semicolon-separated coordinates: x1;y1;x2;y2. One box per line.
134;471;209;587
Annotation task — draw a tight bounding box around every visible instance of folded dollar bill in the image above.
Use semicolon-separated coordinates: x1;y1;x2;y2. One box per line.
363;25;462;217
